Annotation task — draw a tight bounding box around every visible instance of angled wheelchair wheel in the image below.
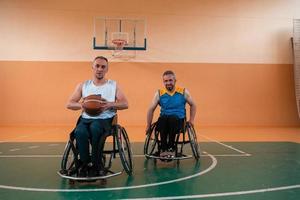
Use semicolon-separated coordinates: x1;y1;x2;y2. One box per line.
144;122;159;156
115;125;133;175
186;122;201;159
61;140;79;176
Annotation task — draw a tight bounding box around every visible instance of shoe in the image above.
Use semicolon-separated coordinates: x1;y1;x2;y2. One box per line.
167;151;175;158
99;169;107;176
78;165;88;177
167;148;175;158
88;166;99;177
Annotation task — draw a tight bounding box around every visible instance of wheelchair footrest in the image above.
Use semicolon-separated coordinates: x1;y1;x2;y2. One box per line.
57;170;122;181
144;154;192;160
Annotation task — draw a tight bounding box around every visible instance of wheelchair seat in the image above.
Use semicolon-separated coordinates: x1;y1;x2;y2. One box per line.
58;115;133;182
144;119;200;161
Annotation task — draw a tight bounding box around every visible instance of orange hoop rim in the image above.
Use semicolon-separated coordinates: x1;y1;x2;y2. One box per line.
112;39;128;46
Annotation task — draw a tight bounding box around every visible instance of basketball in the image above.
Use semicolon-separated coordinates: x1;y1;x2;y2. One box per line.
82;94;106;116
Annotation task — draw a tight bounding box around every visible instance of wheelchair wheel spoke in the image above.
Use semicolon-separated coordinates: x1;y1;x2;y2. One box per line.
116;125;133;175
187;123;200;159
144;123;159;156
61;139;80;176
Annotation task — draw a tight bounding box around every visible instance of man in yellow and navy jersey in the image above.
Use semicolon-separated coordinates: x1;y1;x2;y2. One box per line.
146;70;197;158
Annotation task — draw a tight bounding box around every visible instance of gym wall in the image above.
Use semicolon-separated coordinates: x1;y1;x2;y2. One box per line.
0;0;299;127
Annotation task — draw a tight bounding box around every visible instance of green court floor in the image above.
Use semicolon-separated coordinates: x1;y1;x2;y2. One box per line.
0;142;299;200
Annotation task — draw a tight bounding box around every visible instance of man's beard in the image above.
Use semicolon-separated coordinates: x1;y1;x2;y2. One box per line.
96;74;104;80
166;85;174;91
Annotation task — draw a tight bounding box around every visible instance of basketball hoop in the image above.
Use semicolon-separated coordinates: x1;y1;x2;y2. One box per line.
111;38;129;58
112;39;128;51
110;32;135;59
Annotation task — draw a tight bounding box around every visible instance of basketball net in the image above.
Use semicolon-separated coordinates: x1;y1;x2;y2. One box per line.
112;39;127;57
111;39;136;60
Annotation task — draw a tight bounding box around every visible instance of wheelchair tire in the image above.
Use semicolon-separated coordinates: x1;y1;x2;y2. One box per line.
186;122;201;159
115;125;133;175
61;140;78;175
144;122;159;156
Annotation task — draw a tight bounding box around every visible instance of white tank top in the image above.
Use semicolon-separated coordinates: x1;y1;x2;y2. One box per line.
81;79;117;119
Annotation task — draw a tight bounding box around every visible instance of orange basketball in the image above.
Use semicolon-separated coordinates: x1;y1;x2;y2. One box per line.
82;94;106;116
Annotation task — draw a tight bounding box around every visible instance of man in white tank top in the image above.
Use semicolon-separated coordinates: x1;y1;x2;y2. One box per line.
66;56;129;177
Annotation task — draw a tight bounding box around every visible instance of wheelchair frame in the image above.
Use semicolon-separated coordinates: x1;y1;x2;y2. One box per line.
57;116;133;182
144;120;200;161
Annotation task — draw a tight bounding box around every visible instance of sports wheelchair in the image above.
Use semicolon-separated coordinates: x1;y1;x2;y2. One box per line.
144;119;200;161
58;115;133;182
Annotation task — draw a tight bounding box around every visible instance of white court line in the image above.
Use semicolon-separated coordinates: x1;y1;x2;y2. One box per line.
0;128;60;144
202;154;250;157
1;143;59;153
0;153;249;158
202;151;250;157
122;184;300;200
28;146;40;149
199;134;251;155
0;136;30;143
119;154;251;158
48;144;59;146
0;153;217;192
0;155;62;158
9;148;20;152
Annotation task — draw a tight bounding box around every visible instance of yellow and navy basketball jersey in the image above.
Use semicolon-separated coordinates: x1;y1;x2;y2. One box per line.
158;87;186;119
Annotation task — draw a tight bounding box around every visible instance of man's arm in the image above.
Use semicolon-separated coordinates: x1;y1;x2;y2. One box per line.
146;91;159;131
185;89;196;125
66;83;83;110
103;84;128;110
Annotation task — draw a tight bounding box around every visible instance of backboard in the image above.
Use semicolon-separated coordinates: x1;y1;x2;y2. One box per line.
93;17;147;51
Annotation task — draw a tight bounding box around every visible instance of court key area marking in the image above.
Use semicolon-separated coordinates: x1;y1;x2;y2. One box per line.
0;154;217;192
